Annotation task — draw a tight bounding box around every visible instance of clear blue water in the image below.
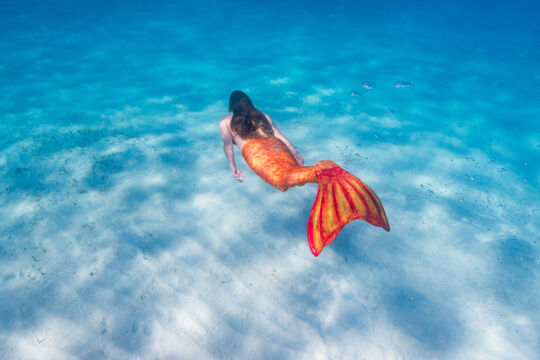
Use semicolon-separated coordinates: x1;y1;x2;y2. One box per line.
1;1;538;358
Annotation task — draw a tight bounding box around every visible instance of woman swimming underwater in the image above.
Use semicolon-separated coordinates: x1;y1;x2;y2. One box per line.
219;90;390;256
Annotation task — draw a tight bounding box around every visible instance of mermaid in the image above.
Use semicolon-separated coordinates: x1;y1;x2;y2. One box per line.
219;91;390;256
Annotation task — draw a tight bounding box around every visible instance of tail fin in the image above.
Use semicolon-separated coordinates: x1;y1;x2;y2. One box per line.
307;162;390;257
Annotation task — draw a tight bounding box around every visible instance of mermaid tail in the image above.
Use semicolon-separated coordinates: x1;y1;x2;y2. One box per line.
242;137;390;256
307;162;390;256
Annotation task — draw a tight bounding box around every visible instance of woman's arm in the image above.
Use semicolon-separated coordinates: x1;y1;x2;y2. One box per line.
219;118;245;182
265;114;304;165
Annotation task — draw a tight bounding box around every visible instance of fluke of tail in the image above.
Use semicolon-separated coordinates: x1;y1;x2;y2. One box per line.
307;161;390;257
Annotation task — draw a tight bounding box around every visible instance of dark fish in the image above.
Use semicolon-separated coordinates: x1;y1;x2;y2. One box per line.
360;81;376;89
395;81;412;88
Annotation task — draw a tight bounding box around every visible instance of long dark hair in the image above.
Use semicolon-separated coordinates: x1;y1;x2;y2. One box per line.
229;90;273;139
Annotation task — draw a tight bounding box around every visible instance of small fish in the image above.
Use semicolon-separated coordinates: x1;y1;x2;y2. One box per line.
360;81;376;89
395;81;412;88
349;90;362;97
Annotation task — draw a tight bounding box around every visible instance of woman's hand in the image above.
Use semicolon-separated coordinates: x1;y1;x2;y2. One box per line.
232;167;245;183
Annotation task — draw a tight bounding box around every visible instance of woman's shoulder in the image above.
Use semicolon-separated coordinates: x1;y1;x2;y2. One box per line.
219;114;233;128
263;113;274;124
220;114;233;123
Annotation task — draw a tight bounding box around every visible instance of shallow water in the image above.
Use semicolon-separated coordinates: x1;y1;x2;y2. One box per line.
1;1;539;359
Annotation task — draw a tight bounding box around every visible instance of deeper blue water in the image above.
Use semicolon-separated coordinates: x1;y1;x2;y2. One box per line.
1;1;539;359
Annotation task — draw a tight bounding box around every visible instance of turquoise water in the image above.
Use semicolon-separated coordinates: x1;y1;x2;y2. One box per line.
1;1;538;358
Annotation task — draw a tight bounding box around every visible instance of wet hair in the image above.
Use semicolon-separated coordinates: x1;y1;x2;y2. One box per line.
229;90;273;139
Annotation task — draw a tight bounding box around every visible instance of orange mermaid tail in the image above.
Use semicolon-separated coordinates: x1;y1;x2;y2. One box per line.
242;137;390;257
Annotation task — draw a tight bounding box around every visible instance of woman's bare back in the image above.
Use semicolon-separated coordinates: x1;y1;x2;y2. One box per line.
223;114;273;152
219;112;304;181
